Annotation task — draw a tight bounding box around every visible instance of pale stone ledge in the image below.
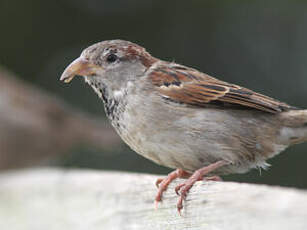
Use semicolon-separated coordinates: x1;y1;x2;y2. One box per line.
0;168;306;230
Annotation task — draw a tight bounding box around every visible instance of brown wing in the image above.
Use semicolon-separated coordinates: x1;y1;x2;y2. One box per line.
149;63;293;113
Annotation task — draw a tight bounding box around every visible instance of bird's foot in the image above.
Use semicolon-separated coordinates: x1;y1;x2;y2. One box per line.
155;168;191;209
175;160;227;215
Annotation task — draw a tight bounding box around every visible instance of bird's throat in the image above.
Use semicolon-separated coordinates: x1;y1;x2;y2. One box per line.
85;78;127;127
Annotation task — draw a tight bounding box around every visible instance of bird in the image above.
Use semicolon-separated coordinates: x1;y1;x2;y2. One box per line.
60;39;307;213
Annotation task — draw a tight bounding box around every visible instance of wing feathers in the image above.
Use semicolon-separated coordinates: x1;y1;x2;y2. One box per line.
149;63;293;113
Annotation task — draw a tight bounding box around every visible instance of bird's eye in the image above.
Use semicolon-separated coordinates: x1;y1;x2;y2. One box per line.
106;53;118;63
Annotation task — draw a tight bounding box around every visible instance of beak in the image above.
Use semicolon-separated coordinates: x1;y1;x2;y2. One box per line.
60;57;101;83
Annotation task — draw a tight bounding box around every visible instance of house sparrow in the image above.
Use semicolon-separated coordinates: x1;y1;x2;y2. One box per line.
60;40;307;213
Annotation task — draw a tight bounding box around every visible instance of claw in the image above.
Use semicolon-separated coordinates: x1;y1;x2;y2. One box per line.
155;188;162;204
177;195;184;214
154;200;159;210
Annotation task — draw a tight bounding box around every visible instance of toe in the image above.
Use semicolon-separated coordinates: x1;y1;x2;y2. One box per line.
175;183;185;196
177;196;184;214
155;189;163;203
155;178;164;188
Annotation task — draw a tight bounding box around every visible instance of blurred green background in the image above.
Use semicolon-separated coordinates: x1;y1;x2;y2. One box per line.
1;0;307;188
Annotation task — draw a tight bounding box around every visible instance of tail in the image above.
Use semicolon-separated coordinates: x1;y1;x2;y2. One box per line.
278;109;307;145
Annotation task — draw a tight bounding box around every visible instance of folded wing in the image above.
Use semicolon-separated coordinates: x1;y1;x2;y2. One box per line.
149;64;293;113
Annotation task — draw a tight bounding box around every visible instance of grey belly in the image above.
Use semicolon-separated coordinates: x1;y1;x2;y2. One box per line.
114;99;283;174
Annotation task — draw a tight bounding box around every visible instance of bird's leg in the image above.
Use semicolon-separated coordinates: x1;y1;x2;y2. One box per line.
175;160;228;214
155;168;191;208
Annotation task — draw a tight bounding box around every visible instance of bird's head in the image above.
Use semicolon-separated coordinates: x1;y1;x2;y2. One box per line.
60;40;157;95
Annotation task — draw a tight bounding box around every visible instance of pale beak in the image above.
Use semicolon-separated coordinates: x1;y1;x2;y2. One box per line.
60;57;101;83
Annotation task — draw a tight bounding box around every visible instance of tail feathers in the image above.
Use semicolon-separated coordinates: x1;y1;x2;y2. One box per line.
279;109;307;145
280;109;307;127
